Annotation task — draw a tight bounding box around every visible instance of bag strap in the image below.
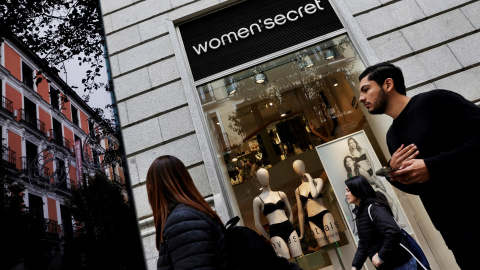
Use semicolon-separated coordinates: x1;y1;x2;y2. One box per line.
225;216;240;229
368;204;428;270
368;204;373;221
399;243;428;270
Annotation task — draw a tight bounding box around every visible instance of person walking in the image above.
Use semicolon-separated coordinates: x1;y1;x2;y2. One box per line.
345;176;416;270
358;62;480;269
146;155;230;269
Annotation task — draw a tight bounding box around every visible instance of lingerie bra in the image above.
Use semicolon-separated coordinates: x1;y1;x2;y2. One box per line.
354;153;367;162
258;192;285;216
298;188;322;205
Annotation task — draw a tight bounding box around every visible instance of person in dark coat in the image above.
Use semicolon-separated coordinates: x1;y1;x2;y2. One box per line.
358;62;480;269
146;155;230;269
345;176;416;270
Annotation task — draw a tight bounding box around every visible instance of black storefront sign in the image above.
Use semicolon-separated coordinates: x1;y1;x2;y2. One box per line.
179;0;343;81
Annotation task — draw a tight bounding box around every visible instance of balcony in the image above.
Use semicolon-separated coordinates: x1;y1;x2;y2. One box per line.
23;208;62;242
1;144;16;169
20;157;53;187
18;108;46;134
48;129;71;149
52;177;75;195
44;218;62;241
20;156;34;175
33;163;51;186
1;95;14;115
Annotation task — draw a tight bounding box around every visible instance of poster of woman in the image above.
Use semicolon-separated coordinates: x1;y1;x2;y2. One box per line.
315;130;411;244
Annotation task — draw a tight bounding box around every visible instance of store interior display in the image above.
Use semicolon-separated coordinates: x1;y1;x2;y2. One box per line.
199;34;387;269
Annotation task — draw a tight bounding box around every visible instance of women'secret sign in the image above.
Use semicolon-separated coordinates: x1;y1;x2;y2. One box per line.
193;0;325;55
179;0;343;81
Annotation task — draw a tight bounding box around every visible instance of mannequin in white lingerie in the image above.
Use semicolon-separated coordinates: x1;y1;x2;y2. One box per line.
252;168;303;259
293;160;340;247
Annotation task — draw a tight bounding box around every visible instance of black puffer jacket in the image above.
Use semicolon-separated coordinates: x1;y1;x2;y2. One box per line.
352;203;411;269
157;204;230;270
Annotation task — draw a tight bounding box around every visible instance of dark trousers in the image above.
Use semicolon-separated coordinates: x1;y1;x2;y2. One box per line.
440;218;478;269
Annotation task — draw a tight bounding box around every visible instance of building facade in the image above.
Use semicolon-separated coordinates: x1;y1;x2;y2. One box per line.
99;0;480;269
0;35;125;250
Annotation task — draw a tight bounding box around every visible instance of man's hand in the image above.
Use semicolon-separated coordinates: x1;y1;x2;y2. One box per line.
390;144;419;170
372;253;382;267
389;159;430;184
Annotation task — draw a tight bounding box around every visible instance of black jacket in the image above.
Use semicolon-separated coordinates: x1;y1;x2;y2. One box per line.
352;203;411;270
157;204;230;270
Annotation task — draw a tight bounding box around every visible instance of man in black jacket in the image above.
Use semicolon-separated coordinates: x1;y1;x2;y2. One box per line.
357;62;480;269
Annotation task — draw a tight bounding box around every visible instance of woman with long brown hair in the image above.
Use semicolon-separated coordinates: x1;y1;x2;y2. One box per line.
146;155;229;269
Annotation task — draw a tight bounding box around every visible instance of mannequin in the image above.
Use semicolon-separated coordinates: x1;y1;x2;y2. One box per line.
252;168;303;259
293;160;340;248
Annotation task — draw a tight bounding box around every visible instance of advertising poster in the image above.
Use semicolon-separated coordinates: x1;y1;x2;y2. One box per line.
315;130;411;244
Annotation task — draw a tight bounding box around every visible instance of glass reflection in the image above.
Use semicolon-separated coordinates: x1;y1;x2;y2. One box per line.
198;34;377;268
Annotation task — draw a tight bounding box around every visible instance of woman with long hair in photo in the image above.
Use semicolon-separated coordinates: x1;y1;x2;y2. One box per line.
347;138;376;177
345;176;416;270
146;155;229;269
344;155;399;222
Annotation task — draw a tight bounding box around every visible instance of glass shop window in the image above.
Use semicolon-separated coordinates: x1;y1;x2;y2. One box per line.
198;34;388;269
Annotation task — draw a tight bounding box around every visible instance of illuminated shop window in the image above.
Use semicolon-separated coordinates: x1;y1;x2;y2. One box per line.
198;34;389;269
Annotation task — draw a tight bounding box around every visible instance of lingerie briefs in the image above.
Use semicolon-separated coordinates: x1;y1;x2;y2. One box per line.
269;220;295;244
307;210;330;232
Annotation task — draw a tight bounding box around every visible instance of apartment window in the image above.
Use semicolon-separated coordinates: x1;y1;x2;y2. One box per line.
71;105;79;126
50;87;60;110
22;62;34;89
88;121;95;135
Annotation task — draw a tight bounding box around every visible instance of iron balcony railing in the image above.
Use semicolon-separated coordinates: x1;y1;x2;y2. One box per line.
52;176;75;192
20;156;34;174
1;144;16;168
48;129;71;149
21;157;52;186
22;208;61;240
1;95;14;115
44;218;61;240
18;108;46;134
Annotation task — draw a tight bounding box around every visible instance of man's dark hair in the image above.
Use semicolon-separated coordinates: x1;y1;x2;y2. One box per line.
358;62;406;95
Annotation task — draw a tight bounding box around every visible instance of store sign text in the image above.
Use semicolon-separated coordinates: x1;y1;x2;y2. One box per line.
192;0;325;55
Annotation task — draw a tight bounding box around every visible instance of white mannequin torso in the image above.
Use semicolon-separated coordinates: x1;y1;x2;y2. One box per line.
254;168;290;225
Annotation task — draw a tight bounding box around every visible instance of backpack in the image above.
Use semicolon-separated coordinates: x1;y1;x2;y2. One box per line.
368;205;430;270
224;216;302;270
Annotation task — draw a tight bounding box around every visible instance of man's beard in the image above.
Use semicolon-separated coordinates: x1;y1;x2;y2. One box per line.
369;87;388;114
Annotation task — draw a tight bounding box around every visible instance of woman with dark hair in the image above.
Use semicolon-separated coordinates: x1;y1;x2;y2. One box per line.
345;176;416;270
344;155;371;180
344;155;399;222
146;155;229;269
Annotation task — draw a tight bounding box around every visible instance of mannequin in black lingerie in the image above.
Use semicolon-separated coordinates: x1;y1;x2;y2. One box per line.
253;168;303;259
293;160;340;248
